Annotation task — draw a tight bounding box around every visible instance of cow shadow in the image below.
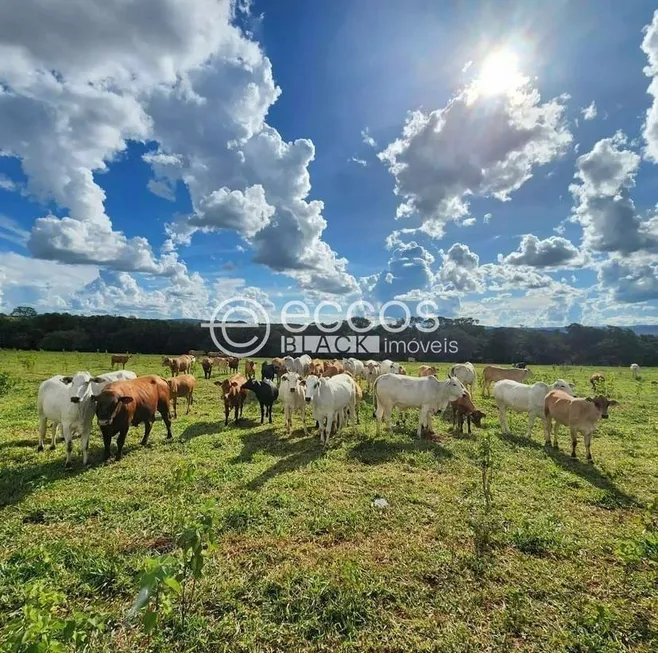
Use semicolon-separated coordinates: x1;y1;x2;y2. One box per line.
499;431;637;507
231;430;324;490
347;437;453;466
179;421;221;441
0;437;39;450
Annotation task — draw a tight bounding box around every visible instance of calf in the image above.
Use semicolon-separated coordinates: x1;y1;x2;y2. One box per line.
243;378;279;424
322;363;343;378
215;374;247;426
92;375;173;462
630;363;640;379
261;361;277;382
418;365;437;377
162;356;190;377
544;390;618;463
213;357;229;374
589;373;605;392
201;357;213;379
450;362;476;395
167;374;196;418
279;372;308;435
244;359;256;379
398;365;407;375
111;354;131;369
305;373;357;446
481;366;532;396
450;391;485;435
228;356;239;373
364;360;381;390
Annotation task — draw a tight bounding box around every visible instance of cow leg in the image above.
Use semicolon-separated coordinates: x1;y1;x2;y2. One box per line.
552;422;560;448
498;406;509;434
38;416;47;451
224;404;230;427
142;420;153;446
52;423;60;449
467;414;472;435
62;425;74;469
543;418;552;446
187;393;192;414
570;427;578;458
260;402;265;424
584;430;593;463
375;404;384;436
160;405;173;440
234;402;239;424
268;403;273;424
526;412;536;438
301;404;308;436
81;428;90;466
417;407;428;439
172;395;178;419
116;428;128;461
103;432;112;461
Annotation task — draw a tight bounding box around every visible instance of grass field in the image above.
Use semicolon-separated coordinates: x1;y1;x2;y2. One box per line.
0;351;657;652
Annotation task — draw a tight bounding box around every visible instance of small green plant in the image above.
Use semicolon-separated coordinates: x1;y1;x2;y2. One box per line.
0;371;15;397
1;580;106;651
18;354;36;374
128;506;216;642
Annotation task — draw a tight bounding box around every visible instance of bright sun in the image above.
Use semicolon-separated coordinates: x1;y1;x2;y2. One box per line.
475;49;525;96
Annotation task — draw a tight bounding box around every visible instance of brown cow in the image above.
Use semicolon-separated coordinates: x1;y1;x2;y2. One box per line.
450;391;485;435
92;375;172;461
245;359;256;379
418;365;437;377
544;390;619;462
200;357;213;379
589;373;606;392
167;374;196;418
481;366;531;396
398;364;407;375
310;359;325;376
228;356;239;373
111;354;131;369
215;374;247;426
162;356;190;377
322;363;342;378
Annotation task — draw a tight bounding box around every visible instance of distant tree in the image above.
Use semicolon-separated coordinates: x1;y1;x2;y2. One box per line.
10;306;37;318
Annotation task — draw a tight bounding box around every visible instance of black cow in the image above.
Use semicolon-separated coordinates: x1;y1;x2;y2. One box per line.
261;362;276;382
242;379;279;424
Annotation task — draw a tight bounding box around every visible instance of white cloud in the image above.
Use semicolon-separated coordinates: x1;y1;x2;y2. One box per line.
598;254;658;303
147;179;176;202
483;212;493;223
0;174;19;192
0;215;29;247
361;128;377;148
570;132;658;254
500;234;587;268
349;156;367;166
581;101;597;120
460;217;477;227
379;81;572;237
642;10;658;161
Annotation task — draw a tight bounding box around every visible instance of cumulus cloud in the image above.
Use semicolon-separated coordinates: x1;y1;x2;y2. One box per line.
0;0;356;294
500;234;586;268
642;10;658;161
581;101;597;120
437;243;483;293
570;132;658;253
379;81;572;237
147;179;176;202
599;255;658;303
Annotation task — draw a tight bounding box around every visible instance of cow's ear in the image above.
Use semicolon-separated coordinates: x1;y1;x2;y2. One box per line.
70;396;80;403
608;399;619;406
91;376;104;383
585;396;594;402
60;376;73;385
214;381;221;386
119;396;133;404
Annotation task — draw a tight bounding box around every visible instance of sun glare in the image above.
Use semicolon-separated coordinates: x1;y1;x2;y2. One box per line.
475;49;525;96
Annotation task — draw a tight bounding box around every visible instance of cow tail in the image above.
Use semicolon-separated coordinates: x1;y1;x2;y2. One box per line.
371;376;380;418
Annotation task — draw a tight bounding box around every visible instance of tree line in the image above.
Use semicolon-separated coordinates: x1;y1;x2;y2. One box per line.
0;310;657;366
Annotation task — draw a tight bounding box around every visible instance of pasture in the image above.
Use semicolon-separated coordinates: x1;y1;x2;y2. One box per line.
0;351;657;652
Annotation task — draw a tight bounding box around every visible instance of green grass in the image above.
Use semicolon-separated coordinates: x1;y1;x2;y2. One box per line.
0;352;657;651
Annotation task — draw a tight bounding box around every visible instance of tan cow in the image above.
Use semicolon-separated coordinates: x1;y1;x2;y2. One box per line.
310;359;325;376
110;354;131;369
322;362;344;377
481;366;531;397
167;374;196;418
162;356;190;377
213;357;229;375
450;390;485;435
589;373;605;392
544;390;618;463
244;359;256;379
418;365;437;377
215;374;247;426
397;365;407;375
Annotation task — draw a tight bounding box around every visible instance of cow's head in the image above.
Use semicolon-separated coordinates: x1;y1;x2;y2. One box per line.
92;391;132;425
586;395;618;419
304;375;320;403
552;379;574;396
470;410;486;428
446;376;467;401
281;372;302;394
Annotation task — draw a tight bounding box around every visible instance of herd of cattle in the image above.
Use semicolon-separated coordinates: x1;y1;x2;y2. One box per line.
35;352;644;468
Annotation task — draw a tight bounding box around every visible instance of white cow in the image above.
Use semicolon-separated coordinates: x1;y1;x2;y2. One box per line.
279;372;308;436
298;354;312;377
494;378;574;438
380;359;401;375
344;358;364;381
37;370;137;467
450;362;476;395
373;374;466;439
305;373;357;446
284;356;295;372
630;363;640;379
364;360;381;389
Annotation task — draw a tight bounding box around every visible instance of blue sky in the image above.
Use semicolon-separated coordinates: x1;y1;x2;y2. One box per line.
0;0;657;326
